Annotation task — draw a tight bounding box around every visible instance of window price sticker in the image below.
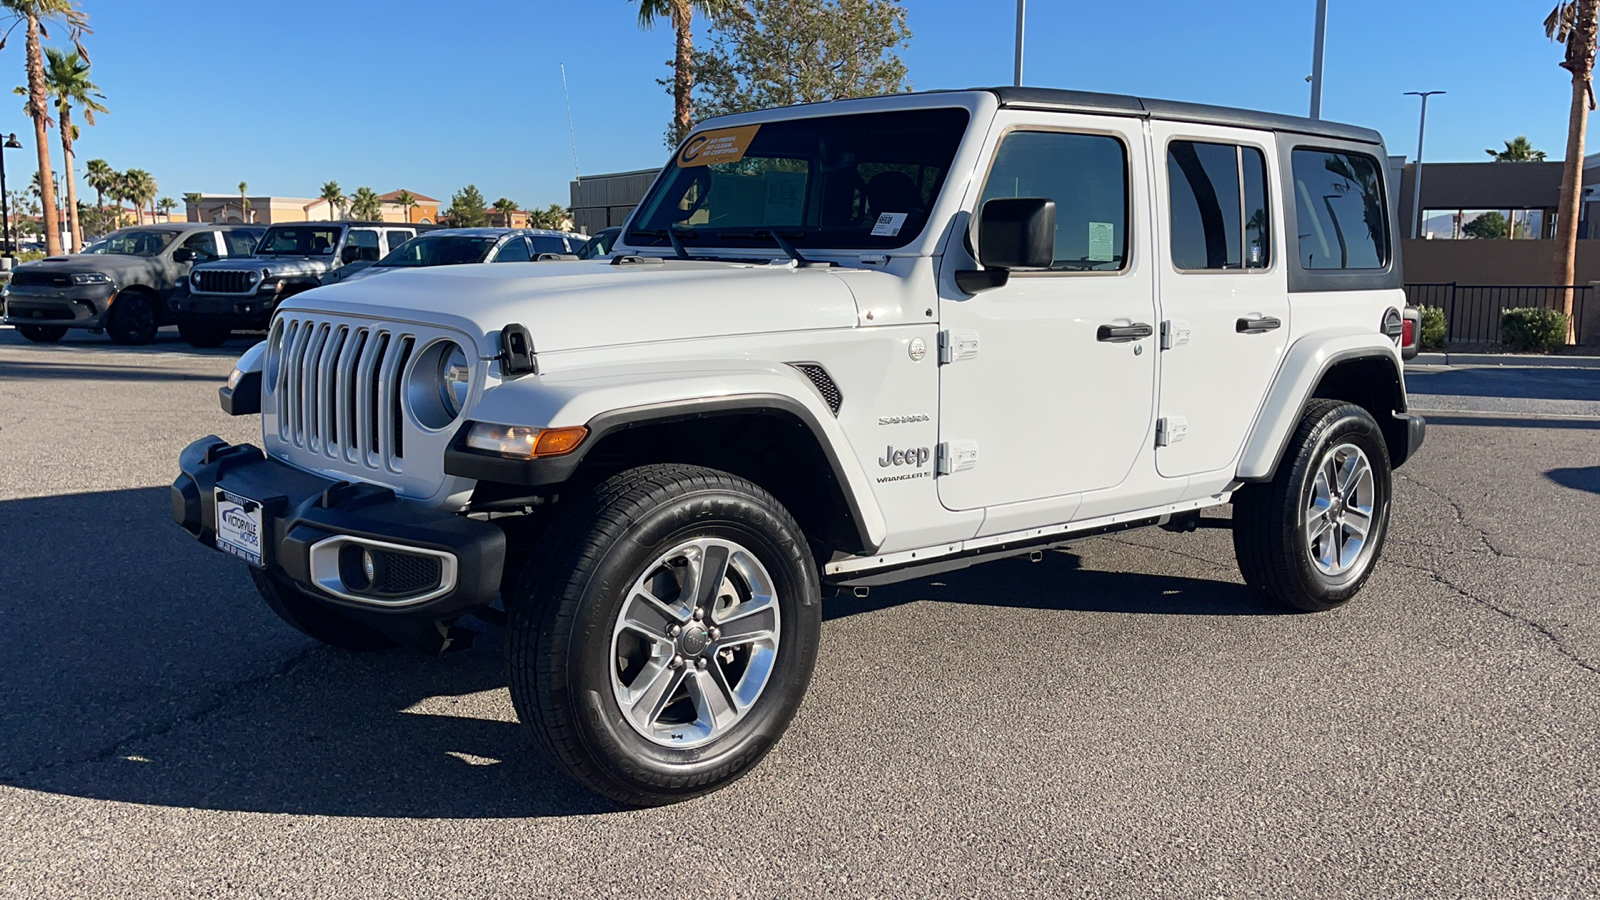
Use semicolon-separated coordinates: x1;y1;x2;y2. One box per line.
871;212;908;237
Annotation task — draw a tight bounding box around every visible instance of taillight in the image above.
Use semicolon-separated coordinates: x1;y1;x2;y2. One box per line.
1401;317;1416;348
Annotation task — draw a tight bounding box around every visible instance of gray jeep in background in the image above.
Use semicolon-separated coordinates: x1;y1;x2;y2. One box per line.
176;221;419;347
1;223;263;345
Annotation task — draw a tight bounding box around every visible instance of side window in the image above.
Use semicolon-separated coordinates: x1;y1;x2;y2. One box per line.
493;237;531;263
180;230;220;262
978;131;1128;271
528;235;568;256
564;236;587;253
385;230;414;254
347;229;380;261
222;230;258;256
1167;140;1271;270
1290;149;1387;270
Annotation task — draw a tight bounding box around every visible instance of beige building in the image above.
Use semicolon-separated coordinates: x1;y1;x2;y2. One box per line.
186;194;330;225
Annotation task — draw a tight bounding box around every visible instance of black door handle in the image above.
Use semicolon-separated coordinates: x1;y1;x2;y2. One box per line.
1236;316;1282;334
1097;323;1154;343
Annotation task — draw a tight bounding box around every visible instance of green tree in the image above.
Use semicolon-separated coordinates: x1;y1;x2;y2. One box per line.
492;196;517;224
1546;0;1599;340
124;167;155;225
237;179;248;223
37;47;104;250
1;0;91;255
319;180;343;219
84;156;112;216
685;0;910;138
156;196;175;221
1487;135;1547;161
348;186;382;220
445;183;489;227
1463;211;1510;240
633;0;737;147
182;191;201;223
394;189;416;223
528;202;571;229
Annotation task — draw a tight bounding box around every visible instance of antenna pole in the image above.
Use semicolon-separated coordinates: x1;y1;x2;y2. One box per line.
561;63;581;185
1013;0;1025;87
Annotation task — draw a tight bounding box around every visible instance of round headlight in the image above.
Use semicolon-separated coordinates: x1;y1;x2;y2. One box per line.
247;271;260;284
439;344;470;417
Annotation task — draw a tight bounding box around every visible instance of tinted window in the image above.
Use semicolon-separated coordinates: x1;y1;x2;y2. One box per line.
385;230;414;253
1168;141;1270;270
81;229;176;257
222;230;259;256
1291;149;1387;270
180;230;219;262
376;235;497;267
528;235;567;256
258;226;342;256
630;107;969;251
979;131;1128;271
493;237;531;262
347;229;380;261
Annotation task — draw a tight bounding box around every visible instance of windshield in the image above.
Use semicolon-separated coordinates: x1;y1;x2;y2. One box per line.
627;107;969;253
80;230;177;257
256;225;342;256
576;228;618;259
376;234;497;267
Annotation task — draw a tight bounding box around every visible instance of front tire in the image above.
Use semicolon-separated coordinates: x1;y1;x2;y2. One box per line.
1232;399;1393;612
506;464;822;806
107;293;159;345
250;568;395;651
178;320;231;348
16;324;67;343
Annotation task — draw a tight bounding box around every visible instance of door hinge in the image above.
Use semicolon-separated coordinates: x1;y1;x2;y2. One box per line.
1155;416;1188;448
936;440;980;475
1160;319;1191;350
938;329;980;364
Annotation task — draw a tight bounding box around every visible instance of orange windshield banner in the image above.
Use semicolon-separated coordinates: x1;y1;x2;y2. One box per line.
676;125;762;168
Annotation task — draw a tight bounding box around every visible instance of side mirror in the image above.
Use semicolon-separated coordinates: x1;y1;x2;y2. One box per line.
172;248;197;263
956;197;1056;293
340;245;361;264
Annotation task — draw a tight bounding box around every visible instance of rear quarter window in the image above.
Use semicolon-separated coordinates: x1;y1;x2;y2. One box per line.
1290;149;1388;270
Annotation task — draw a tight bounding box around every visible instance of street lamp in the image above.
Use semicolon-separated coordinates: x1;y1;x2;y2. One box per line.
1404;90;1445;240
1;132;20;261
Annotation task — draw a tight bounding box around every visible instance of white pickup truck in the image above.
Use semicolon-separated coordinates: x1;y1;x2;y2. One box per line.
173;86;1424;806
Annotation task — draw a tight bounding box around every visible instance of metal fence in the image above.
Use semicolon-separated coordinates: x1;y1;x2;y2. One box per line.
1402;283;1593;345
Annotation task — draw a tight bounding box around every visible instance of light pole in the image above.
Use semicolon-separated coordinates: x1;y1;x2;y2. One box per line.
1405;90;1445;240
0;133;19;261
1309;0;1328;118
1013;0;1025;87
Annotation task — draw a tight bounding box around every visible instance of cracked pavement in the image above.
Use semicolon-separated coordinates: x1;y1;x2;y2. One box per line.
2;328;1598;898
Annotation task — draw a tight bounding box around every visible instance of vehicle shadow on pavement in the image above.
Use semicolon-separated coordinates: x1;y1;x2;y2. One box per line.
0;486;616;819
0;359;227;383
0;327;260;356
1422;414;1600;431
1546;466;1600;495
1406;367;1600;402
824;548;1280;621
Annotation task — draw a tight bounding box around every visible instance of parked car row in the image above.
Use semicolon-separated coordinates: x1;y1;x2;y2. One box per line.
1;219;598;348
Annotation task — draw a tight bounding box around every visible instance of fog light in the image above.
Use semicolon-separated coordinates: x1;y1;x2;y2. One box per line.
361;548;376;585
464;423;587;459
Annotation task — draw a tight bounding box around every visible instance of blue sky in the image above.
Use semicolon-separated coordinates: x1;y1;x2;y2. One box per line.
0;0;1585;211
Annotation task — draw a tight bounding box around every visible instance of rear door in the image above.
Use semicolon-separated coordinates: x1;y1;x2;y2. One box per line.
1151;123;1289;478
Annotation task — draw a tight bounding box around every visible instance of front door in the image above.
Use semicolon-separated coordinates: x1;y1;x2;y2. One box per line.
1150;123;1290;478
937;113;1157;512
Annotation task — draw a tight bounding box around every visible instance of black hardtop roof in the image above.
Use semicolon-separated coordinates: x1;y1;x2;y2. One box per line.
983;87;1383;145
262;220;410;229
110;222;257;233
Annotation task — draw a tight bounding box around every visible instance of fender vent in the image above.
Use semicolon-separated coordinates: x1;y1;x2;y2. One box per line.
789;363;842;415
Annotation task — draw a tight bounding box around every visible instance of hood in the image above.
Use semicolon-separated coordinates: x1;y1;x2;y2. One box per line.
17;254;162;281
197;256;332;278
285;258;862;353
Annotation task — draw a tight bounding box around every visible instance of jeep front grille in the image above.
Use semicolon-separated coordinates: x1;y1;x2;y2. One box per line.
194;270;255;294
268;316;414;470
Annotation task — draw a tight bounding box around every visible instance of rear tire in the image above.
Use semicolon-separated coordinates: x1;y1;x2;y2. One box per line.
1233;399;1392;612
178;321;231;348
107;293;159;345
250;567;395;651
16;324;67;343
506;464;821;806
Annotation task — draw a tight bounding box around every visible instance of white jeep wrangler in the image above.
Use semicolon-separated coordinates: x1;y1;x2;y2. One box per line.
173;87;1425;806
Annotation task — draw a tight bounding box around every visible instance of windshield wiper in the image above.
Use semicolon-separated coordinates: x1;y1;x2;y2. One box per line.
628;228;691;260
716;229;816;266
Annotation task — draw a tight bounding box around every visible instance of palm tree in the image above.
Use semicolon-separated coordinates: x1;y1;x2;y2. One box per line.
123;168;154;225
631;0;735;146
84;156;111;215
1486;136;1547;162
108;168;129;225
1547;0;1599;340
39;47;104;251
319;180;343;220
2;0;91;256
492;196;517;225
237;180;249;223
348;186;381;221
182;191;201;223
156;196;175;221
394;189;416;223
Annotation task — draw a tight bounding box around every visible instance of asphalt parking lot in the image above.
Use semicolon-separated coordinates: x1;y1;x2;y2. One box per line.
1;327;1597;898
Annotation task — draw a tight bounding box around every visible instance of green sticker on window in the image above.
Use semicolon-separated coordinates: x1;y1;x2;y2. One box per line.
1088;222;1114;261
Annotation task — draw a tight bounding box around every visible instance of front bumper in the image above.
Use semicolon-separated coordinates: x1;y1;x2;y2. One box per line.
174;292;275;327
171;436;506;649
2;286;114;329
